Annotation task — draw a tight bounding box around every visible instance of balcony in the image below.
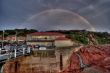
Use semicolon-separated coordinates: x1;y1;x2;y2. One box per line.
27;39;55;42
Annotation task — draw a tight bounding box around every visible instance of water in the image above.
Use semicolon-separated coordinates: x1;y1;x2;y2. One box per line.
76;53;87;69
0;63;4;73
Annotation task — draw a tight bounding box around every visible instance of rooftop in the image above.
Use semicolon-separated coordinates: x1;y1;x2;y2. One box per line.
55;37;70;40
28;32;65;36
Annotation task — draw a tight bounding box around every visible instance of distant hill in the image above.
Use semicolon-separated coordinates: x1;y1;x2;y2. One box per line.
48;30;110;45
0;29;38;37
0;29;110;45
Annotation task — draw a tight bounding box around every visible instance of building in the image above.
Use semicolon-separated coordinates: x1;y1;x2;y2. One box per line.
17;36;26;43
55;37;73;47
1;35;26;43
5;35;16;42
26;32;73;48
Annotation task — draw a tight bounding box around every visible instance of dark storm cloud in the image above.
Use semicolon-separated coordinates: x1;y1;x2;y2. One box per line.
0;0;2;14
22;9;96;31
79;0;110;31
0;0;110;32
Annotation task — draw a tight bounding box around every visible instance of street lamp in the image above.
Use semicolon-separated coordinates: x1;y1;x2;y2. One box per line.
15;29;18;44
0;24;5;49
2;29;5;49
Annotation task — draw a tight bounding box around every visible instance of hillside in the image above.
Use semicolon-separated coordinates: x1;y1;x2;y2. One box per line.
59;45;110;73
0;29;110;45
48;30;110;45
0;29;38;37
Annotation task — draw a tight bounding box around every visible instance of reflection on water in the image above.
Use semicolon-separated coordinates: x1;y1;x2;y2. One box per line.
0;63;4;73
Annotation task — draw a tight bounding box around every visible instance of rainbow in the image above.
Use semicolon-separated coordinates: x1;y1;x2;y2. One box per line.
21;9;96;31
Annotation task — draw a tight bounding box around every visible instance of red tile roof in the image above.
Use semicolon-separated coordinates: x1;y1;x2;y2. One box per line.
55;37;70;40
28;32;65;36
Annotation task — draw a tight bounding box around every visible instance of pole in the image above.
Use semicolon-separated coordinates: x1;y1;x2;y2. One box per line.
23;47;25;55
60;53;63;71
14;48;17;58
27;46;31;54
2;30;4;49
15;30;18;43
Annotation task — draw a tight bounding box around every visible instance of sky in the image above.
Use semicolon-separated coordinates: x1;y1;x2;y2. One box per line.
0;0;110;32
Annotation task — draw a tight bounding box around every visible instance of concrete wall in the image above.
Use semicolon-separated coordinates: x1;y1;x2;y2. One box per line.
27;35;66;41
55;40;73;47
27;42;53;46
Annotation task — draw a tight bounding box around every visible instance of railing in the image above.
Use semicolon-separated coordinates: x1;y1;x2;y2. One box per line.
27;39;55;42
0;47;31;63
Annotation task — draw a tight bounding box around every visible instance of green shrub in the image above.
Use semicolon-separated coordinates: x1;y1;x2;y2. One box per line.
97;37;110;44
73;34;88;45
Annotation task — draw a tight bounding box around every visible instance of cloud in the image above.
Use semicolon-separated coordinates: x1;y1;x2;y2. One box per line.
22;9;95;31
0;0;110;32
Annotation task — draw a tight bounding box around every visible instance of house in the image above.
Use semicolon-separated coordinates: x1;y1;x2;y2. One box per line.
5;35;16;42
4;35;26;43
26;32;73;48
55;37;73;47
17;36;26;42
0;36;2;42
